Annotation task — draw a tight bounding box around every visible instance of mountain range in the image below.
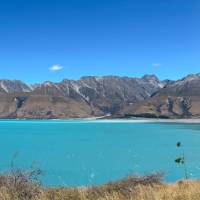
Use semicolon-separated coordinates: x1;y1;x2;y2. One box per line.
0;73;200;119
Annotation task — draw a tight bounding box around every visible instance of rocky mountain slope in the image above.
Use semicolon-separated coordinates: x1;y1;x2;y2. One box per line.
0;73;200;119
0;80;32;93
121;74;200;118
32;75;165;113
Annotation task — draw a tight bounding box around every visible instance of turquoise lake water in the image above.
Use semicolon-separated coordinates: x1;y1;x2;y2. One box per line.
0;120;200;186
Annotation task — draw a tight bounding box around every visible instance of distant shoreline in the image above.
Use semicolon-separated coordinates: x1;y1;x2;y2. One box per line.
1;117;200;123
95;118;200;123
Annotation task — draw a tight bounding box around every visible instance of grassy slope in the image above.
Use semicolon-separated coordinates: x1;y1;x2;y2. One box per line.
0;172;200;200
43;181;200;200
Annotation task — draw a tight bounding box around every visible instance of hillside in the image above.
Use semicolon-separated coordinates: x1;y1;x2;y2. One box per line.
0;93;102;119
121;74;200;119
1;73;200;119
0;75;165;119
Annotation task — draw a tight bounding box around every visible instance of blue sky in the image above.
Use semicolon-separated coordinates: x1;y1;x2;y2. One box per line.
0;0;199;83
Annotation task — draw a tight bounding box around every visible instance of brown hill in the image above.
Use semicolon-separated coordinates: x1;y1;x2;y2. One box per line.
1;74;200;119
120;74;200;118
0;93;102;119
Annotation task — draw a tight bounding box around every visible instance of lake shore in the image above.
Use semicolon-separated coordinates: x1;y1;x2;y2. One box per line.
0;171;199;200
92;117;200;123
2;117;200;124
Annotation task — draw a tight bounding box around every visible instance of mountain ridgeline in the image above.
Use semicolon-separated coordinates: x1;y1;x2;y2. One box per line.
0;74;200;119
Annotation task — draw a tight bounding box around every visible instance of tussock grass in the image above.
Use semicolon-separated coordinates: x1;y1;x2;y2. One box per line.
0;171;200;200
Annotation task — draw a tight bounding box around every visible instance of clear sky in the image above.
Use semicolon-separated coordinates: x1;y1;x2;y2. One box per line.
0;0;199;83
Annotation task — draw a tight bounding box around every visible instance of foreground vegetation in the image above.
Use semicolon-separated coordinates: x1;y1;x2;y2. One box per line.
0;170;200;200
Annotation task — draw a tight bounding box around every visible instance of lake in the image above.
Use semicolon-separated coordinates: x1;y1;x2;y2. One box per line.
0;120;200;186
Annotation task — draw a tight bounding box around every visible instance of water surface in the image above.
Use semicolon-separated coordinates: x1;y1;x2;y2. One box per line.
0;120;200;186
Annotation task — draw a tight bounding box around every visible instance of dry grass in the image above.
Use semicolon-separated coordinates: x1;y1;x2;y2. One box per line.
0;171;200;200
42;180;200;200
